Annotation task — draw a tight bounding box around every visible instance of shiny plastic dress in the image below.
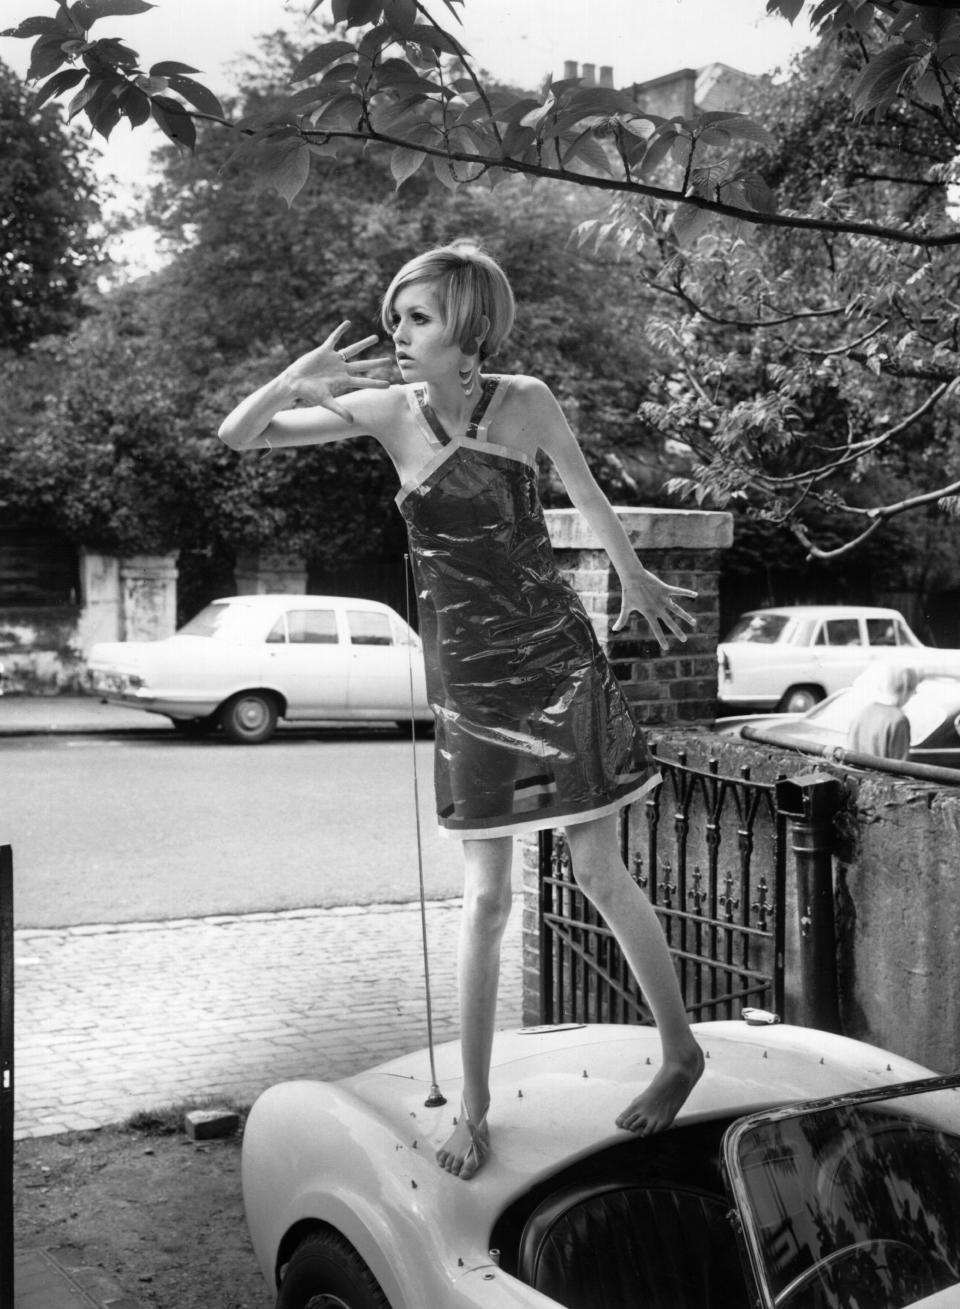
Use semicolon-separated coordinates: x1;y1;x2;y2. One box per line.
397;375;661;840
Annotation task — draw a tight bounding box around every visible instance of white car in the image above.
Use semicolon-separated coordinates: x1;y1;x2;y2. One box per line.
242;1020;960;1309
716;604;958;713
85;594;432;744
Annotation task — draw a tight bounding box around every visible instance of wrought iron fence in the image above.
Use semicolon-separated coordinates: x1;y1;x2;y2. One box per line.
538;749;787;1026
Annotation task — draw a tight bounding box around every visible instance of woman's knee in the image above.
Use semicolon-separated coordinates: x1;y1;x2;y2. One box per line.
465;873;513;927
564;820;626;904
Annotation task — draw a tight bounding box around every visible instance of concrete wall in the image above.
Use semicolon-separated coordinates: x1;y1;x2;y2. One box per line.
522;722;960;1076
0;551;179;693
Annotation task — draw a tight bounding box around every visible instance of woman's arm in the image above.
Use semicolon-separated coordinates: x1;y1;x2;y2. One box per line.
218;321;392;451
524;378;696;650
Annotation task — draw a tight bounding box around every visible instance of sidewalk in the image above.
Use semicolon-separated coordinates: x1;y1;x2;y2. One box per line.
15;898;523;1140
0;693;166;736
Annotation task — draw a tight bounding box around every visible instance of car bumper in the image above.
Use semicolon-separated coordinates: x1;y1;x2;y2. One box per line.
85;671;219;718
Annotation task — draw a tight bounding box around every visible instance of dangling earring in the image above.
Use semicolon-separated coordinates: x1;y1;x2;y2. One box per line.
458;356;479;396
459;335;481;396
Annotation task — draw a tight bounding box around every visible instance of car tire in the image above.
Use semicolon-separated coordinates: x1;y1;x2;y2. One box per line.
218;692;279;744
276;1229;390;1309
168;714;218;736
778;685;824;714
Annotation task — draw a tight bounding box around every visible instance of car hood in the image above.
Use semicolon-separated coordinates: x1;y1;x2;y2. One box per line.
335;1022;931;1198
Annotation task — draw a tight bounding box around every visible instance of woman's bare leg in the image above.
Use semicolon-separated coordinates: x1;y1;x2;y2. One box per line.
436;834;514;1179
564;814;703;1134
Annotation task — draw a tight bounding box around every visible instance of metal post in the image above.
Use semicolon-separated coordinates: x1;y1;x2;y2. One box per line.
774;775;844;1033
0;845;13;1309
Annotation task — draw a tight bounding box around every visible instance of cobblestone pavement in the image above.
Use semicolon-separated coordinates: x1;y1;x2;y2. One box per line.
15;898;523;1140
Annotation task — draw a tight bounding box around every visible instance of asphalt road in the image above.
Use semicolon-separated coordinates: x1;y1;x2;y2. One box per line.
1;726;500;928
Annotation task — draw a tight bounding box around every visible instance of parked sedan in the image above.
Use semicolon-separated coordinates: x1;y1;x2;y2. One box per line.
242;1020;960;1309
85;594;432;743
721;676;960;769
717;604;960;712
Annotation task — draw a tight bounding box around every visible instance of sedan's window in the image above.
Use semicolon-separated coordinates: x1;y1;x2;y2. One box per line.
285;609;339;644
724;614;789;644
177;602;254;642
347;610;393;646
867;618;898;646
822;618;862;646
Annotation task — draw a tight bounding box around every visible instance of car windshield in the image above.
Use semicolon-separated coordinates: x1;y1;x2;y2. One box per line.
724;1075;960;1309
176;602;255;642
725;614;791;644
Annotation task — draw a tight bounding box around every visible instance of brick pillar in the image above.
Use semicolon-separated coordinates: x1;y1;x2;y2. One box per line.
546;506;733;724
119;554;179;642
234;552;308;595
520;506;734;1024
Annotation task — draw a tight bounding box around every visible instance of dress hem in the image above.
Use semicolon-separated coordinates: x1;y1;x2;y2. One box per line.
435;771;662;841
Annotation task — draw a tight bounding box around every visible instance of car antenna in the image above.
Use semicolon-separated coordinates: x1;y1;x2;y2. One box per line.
405;554;447;1108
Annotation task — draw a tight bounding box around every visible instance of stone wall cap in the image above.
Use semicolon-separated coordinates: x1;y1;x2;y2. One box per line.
545;507;734;551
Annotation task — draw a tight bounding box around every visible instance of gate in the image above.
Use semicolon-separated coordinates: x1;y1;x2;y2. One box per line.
538;749;788;1026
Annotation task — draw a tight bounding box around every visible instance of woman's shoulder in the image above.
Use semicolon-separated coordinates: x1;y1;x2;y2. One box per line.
489;372;556;413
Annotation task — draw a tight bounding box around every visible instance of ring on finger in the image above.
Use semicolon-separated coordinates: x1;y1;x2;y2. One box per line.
337;348;349;364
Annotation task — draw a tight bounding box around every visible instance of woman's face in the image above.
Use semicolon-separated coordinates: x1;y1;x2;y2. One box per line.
388;280;460;384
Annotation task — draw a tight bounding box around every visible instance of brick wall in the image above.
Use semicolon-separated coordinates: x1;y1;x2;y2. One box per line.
521;507;734;1023
546;507;733;725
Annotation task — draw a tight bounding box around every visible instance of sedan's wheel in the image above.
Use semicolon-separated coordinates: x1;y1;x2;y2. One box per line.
277;1230;389;1309
778;685;823;714
219;692;279;744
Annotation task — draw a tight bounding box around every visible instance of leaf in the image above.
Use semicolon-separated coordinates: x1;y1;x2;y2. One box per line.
117;83;150;127
82;0;155;20
149;60;200;76
1;16;63;38
850;43;917;115
151;93;196;148
255;136;312;205
165;74;223;118
381;0;418;38
67;77;104;119
27;34;71;81
431;154;459;190
767;0;805;21
291;41;357;82
31;67;86;108
389;145;425;186
560;129;613;176
671;202;713;247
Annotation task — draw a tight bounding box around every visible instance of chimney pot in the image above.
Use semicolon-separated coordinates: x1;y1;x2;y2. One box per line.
582;62;596;85
563;60;578;80
600;65;614;88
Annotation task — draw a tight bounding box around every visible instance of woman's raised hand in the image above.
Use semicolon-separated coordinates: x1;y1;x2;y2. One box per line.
613;569;697;651
282;321;392;422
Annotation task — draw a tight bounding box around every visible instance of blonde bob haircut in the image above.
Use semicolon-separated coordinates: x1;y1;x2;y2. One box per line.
381;242;515;360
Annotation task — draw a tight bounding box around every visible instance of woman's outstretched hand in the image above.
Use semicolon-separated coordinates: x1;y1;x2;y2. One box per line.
281;321;392;422
613;569;697;651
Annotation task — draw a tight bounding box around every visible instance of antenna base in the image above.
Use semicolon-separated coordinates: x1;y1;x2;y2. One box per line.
424;1087;447;1108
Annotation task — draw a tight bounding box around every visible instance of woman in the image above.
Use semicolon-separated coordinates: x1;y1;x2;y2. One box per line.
219;242;704;1180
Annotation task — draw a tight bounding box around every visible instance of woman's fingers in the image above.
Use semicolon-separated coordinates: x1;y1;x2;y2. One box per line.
343;354;392;373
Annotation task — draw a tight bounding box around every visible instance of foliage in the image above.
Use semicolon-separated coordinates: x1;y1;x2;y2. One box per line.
604;31;960;570
5;0;955;246
0;57;102;350
0;31;675;567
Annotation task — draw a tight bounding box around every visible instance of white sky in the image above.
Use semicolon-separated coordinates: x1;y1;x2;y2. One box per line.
2;0;811;193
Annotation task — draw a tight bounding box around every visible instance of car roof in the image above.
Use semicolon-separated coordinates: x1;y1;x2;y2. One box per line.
211;594;393;611
739;605;906;620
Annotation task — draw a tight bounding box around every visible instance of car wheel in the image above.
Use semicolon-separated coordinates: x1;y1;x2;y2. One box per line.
276;1229;390;1309
168;714;218;736
778;685;823;714
219;692;279;744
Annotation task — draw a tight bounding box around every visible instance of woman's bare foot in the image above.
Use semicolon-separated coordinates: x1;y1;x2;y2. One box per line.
436;1101;490;1181
615;1041;705;1135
